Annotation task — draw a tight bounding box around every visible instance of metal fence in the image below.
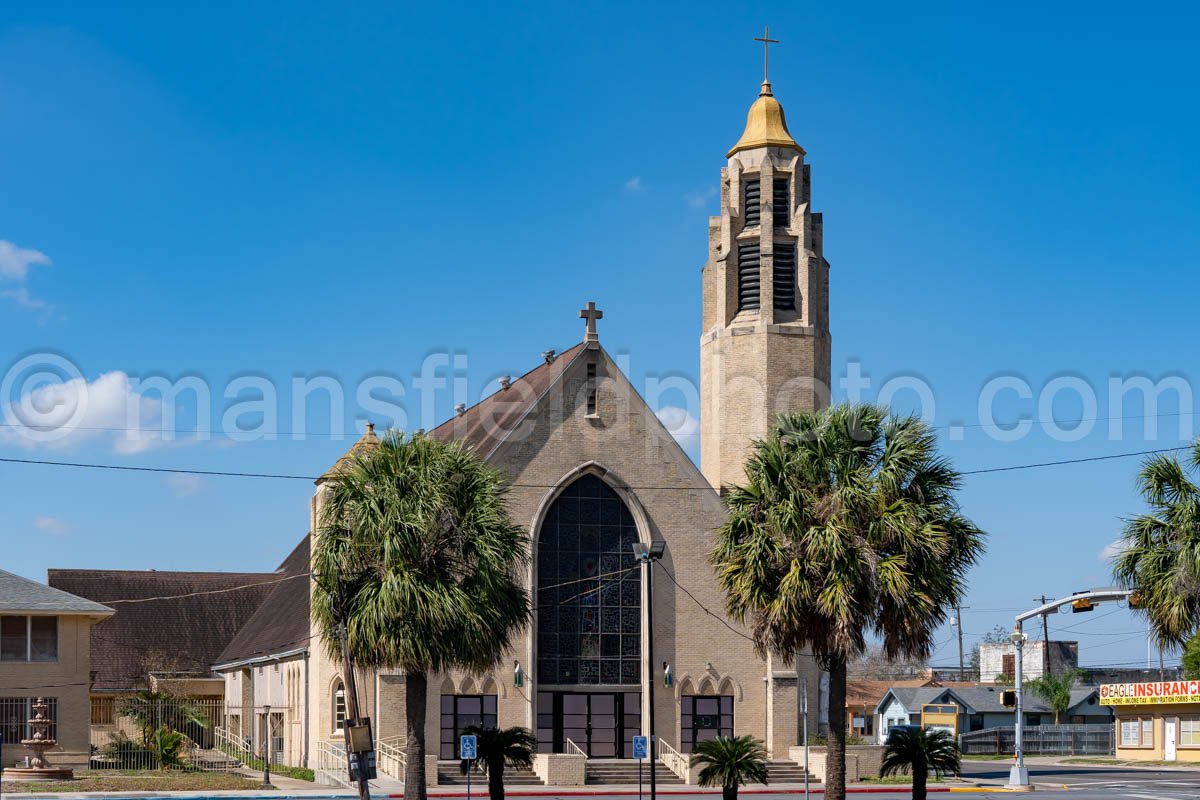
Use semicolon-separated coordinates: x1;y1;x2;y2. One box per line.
89;697;299;771
958;724;1114;756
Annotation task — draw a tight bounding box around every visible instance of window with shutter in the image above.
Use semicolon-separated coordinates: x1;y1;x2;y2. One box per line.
773;243;796;311
773;178;790;227
737;242;760;312
743;179;761;227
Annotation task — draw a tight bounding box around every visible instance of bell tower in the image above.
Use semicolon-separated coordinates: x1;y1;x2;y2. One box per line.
699;71;832;491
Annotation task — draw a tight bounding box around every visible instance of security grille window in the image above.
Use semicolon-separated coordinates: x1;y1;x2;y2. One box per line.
0;616;57;662
440;695;498;759
772;178;790;227
743;178;761;227
737;242;761;312
536;475;641;686
773;243;796;311
0;697;57;743
681;695;733;753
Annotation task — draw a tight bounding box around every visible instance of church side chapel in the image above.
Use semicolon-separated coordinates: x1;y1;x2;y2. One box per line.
292;54;834;782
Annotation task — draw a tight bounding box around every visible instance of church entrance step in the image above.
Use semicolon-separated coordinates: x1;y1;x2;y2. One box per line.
585;759;683;785
436;762;544;786
760;760;812;783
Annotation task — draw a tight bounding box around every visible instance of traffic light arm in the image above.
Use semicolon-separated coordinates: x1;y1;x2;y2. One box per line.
1014;587;1135;625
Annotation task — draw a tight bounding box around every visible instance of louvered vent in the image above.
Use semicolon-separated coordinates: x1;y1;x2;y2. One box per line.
737;242;761;312
773;178;790;228
773;243;797;311
743;179;761;228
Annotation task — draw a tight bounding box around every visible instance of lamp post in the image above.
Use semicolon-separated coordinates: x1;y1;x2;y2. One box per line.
1008;628;1028;788
632;540;666;800
261;704;273;789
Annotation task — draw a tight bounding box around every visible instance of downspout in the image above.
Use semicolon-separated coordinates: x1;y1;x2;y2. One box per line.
303;650;310;768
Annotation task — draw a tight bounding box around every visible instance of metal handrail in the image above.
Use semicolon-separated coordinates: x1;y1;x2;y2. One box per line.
656;738;689;780
565;738;588;758
377;736;407;780
315;740;352;788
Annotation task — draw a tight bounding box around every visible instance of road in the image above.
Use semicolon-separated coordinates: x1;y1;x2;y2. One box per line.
954;758;1200;797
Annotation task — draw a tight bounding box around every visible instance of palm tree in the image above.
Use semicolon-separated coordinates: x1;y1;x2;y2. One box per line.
712;403;985;800
880;728;959;800
458;725;536;800
1113;439;1200;647
1026;668;1083;724
689;735;769;800
312;431;531;800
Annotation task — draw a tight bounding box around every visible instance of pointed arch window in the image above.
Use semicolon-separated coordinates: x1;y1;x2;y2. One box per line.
333;680;346;733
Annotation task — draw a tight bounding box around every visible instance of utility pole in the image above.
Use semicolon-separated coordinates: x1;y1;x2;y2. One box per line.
1034;596;1053;676
337;620;372;800
953;606;967;681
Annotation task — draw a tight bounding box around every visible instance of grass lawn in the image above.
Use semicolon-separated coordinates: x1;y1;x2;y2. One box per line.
1;771;261;793
859;774;946;784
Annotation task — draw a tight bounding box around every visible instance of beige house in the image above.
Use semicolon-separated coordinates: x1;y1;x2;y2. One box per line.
1;568;113;768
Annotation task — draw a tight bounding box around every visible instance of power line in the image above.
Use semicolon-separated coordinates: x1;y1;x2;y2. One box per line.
2;443;1196;485
654;562;756;644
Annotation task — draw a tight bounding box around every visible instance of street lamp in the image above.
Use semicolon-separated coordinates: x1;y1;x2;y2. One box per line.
1008;629;1028;788
260;704;273;789
632;540;667;800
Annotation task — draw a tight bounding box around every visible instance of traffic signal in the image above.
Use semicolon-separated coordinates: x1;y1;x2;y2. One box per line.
1071;597;1094;613
1001;690;1017;708
1129;591;1143;608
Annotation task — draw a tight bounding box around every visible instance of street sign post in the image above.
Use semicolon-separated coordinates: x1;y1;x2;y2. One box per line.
633;735;648;800
461;734;478;800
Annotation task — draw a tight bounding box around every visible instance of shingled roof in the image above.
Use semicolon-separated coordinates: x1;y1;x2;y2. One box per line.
428;342;587;457
214;536;311;667
48;567;279;691
0;569;113;616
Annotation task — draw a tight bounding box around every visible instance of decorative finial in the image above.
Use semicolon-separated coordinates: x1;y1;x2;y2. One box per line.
754;26;779;87
365;422;375;436
579;301;603;343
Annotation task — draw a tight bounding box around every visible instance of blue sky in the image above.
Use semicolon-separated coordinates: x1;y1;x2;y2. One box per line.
2;1;1198;668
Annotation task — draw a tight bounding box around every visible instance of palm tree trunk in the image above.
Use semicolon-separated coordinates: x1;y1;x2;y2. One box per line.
405;671;428;800
488;755;505;800
826;655;847;800
913;762;927;800
722;785;738;800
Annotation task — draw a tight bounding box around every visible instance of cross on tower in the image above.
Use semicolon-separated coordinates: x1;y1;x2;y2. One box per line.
754;25;779;83
579;301;603;343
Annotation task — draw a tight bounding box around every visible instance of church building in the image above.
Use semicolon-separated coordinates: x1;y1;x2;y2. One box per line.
212;71;833;781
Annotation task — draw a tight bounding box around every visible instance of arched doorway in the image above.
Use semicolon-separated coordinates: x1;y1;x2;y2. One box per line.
535;474;642;756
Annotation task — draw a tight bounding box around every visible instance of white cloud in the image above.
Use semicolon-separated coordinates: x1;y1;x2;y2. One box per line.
166;473;204;497
0;240;52;281
33;515;72;536
655;405;700;448
1099;538;1129;561
684;186;717;208
1;288;54;313
0;370;169;454
624;176;643;192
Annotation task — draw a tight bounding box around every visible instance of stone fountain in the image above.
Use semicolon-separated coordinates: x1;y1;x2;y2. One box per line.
5;698;73;780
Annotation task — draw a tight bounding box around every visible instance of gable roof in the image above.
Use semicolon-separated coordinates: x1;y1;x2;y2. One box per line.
0;569;113;616
427;342;588;458
48;567;278;691
214;536;311;667
877;684;1104;716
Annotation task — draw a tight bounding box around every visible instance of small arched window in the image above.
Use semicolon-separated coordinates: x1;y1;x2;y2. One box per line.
333;680;346;733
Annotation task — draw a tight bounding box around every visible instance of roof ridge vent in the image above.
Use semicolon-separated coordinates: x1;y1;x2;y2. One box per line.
455;403;466;416
543;349;557;364
500;376;512;390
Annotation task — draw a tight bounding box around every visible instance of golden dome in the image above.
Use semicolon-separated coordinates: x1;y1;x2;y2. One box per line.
726;81;805;158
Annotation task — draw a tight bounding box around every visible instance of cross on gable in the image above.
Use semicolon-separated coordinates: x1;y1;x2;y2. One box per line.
579;301;603;343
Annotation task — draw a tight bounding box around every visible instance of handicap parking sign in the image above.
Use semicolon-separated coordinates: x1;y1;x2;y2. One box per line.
632;735;648;759
460;734;478;760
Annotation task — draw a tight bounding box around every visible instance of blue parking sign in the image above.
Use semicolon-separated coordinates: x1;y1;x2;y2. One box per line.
460;734;478;760
632;735;648;759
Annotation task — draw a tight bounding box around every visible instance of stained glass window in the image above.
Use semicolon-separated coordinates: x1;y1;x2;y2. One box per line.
537;475;640;685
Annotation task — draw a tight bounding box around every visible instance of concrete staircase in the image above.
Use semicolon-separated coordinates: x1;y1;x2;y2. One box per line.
762;759;811;784
436;761;544;786
585;759;683;785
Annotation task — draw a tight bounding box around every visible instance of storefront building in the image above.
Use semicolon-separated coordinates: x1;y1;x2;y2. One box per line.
1102;680;1200;762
